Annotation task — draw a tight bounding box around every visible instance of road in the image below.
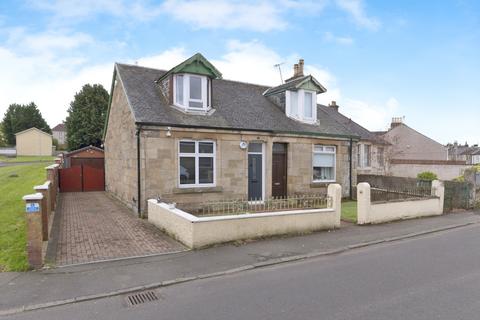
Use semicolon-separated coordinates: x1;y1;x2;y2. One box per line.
7;224;480;320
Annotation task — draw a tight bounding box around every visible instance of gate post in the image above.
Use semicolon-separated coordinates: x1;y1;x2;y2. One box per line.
357;183;371;225
34;181;51;241
23;193;44;269
46;164;59;210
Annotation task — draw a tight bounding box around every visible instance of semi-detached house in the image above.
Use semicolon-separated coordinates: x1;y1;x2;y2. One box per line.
103;53;361;216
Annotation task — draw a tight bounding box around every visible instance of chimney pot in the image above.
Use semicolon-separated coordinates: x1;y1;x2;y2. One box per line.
298;59;304;77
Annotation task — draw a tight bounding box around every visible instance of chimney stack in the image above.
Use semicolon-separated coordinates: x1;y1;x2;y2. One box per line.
391;117;404;129
329;101;339;111
298;59;304;77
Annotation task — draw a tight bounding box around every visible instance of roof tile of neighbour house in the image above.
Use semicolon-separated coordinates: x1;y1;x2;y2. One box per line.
114;63;358;139
52;123;66;132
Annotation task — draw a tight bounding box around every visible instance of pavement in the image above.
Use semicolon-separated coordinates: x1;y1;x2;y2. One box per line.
0;210;479;317
9;221;480;320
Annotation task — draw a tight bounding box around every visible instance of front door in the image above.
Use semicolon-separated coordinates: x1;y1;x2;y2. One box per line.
272;143;287;198
248;143;263;201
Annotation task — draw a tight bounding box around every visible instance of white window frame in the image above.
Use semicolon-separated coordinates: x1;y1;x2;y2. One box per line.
312;145;336;183
286;89;317;124
173;74;209;111
357;143;372;169
178;140;216;188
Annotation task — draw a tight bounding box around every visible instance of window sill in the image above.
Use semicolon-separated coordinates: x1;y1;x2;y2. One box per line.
173;186;223;194
310;181;335;188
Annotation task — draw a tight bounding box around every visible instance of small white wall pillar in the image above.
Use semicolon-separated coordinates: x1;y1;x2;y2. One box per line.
327;183;342;228
357;182;371;225
431;180;445;213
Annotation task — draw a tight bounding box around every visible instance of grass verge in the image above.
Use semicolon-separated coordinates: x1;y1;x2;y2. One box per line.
0;156;55;163
341;201;357;223
0;163;52;271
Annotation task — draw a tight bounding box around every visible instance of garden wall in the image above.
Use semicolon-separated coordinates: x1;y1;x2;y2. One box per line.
357;180;444;224
148;184;342;248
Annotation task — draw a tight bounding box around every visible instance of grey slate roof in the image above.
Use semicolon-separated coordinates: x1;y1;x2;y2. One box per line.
114;63;357;139
318;105;389;145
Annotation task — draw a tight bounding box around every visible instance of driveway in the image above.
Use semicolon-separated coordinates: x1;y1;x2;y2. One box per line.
47;192;185;266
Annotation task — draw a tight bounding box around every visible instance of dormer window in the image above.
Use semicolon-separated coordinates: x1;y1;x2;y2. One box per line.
174;74;209;111
286;89;317;124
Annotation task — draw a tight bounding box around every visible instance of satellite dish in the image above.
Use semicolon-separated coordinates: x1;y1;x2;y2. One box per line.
239;141;248;149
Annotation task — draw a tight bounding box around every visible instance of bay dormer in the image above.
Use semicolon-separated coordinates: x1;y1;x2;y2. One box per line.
264;59;326;124
156;53;222;114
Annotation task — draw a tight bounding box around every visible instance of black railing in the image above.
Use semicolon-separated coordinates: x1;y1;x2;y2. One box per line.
178;194;331;217
370;186;434;203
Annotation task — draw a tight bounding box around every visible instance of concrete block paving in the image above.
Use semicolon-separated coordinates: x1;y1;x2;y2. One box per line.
47;192;185;266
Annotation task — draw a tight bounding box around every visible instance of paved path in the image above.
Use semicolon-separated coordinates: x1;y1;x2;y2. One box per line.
47;192;185;266
1;211;479;315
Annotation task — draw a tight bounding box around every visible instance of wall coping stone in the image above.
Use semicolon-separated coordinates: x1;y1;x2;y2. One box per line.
23;193;44;201
34;181;51;190
172;186;223;194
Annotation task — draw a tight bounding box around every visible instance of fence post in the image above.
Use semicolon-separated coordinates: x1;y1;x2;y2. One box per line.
431;180;445;213
327;184;342;228
34;181;51;241
23;193;44;269
357;182;371;225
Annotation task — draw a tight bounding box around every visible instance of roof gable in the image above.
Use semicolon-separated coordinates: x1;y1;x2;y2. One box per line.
263;75;326;96
157;53;222;82
15;127;52;138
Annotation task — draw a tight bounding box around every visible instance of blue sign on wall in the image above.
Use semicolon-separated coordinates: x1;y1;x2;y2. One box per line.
26;203;40;213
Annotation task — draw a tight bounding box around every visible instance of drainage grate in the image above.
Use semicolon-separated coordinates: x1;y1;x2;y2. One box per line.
125;290;159;307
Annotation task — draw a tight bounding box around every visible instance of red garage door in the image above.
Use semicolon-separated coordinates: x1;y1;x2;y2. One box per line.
59;165;105;192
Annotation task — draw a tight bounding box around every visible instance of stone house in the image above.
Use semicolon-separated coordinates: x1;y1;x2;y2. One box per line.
378;117;448;161
103;53;360;216
320;102;390;175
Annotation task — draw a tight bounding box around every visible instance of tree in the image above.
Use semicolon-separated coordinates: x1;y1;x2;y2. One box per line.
65;84;109;151
1;102;51;146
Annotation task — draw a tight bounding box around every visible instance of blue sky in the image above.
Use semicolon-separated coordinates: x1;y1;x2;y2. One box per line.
0;0;478;144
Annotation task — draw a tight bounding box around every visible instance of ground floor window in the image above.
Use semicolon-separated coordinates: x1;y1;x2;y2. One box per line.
179;140;215;187
313;145;336;182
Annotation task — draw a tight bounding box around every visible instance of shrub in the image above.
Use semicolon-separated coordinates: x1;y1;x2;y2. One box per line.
417;171;438;181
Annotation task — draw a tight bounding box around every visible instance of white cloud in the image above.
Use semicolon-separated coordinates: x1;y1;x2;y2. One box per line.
0;29;112;128
335;0;380;30
323;31;354;45
161;0;286;32
337;97;399;131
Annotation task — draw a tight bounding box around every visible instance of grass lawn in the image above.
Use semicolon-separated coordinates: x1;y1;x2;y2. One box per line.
341;201;357;223
0;155;55;163
0;163;52;271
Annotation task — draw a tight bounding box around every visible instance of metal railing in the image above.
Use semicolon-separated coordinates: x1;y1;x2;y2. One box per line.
185;194;331;217
370;186;434;203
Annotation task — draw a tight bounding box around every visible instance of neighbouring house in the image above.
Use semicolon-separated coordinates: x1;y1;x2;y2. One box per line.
448;143;480;165
104;53;360;215
52;123;67;146
376;118;468;180
15;127;53;156
62;145;104;169
320;101;390;175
